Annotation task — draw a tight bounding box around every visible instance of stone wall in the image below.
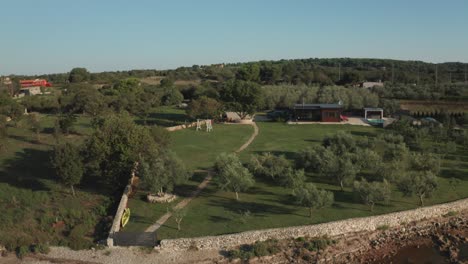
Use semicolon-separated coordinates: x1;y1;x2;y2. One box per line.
158;198;468;251
106;184;132;247
165;120;207;132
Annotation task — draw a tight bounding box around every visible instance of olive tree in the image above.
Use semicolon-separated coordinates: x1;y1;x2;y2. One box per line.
293;183;334;217
398;171;438;206
214;153;255;200
353;179;391;211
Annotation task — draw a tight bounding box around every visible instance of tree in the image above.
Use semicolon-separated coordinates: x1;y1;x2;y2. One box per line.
353;179;391;211
219;80;263;119
248;152;305;188
293;183;334;217
214;153;255;200
187;96;223;119
398;171;438;206
334;157;358;191
316;149;357;191
50;142;84;196
58;113;77;134
139;151;189;195
83;112;162;191
247;152;291;180
410;153;440;174
0;91;23;121
68;68;90;83
297;145;327;171
236;63;260;82
26;113;42;142
162;87;184;106
0;115;7;152
280;168;306;189
149;126;171;149
61;84;107;116
172;207;187;231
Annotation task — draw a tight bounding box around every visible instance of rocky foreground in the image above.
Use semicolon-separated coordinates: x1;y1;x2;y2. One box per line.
247;210;468;264
1;210;467;264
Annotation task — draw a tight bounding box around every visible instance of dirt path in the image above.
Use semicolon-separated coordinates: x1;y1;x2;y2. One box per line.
145;122;259;232
145;170;213;232
235;122;259;153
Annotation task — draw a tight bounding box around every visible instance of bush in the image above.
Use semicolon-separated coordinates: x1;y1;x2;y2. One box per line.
31;243;50;254
303;237;335;252
376;224;390;231
16;246;30;259
227;239;280;260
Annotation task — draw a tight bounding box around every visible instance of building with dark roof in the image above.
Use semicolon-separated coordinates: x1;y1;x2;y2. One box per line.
292;103;343;122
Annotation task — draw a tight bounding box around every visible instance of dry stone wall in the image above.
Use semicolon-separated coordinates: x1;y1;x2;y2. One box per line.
165;120;207;132
158;198;468;251
106;184;132;247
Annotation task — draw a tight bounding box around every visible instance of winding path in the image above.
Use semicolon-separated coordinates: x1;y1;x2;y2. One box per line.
145;122;259;232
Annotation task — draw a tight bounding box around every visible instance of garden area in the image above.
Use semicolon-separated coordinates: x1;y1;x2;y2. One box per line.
122;124;255;232
145;122;468;240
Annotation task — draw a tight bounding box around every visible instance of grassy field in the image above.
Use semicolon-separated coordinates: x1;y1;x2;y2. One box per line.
122;124;254;231
154;122;468;240
0;114;110;250
170;124;254;170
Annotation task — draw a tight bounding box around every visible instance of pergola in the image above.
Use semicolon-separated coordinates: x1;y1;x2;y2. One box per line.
364;107;384;119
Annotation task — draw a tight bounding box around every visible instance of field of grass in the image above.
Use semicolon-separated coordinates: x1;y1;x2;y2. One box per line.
170;124;254;170
154;122;468;240
0;114;110;250
122;124;254;231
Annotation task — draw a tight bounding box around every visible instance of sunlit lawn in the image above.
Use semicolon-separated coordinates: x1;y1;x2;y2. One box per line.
155;122;468;239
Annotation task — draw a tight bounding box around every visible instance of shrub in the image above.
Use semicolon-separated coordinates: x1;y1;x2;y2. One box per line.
376;224;390;231
31;243;50;254
16;246;30;259
443;211;458;217
303;237;335;252
227;239;280;260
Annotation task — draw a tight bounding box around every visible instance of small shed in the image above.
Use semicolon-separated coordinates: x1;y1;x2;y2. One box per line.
364;107;383;119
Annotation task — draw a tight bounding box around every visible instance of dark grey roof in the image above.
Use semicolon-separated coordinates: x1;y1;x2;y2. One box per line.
293;103;343;110
363;107;383;111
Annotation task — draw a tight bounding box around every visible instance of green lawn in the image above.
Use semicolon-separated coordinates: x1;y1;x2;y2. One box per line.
155;122;468;240
123;124;254;231
0;114;109;250
170;124;254;170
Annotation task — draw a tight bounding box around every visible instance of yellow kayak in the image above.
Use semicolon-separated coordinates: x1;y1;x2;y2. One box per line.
121;208;131;228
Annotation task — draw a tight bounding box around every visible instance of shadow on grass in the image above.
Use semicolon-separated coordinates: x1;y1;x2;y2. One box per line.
8;134;51;146
0;148;53;191
209;215;231;223
209;199;295;217
440;168;468;180
350;131;377;137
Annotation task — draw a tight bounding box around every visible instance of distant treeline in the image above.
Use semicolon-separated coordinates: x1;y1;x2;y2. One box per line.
5;58;468;86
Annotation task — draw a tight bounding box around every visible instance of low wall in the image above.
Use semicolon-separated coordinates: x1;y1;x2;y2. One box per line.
165;120;206;132
106;185;131;247
158;198;468;251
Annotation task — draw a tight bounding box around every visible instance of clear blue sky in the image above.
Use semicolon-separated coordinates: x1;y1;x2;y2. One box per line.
1;0;467;75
